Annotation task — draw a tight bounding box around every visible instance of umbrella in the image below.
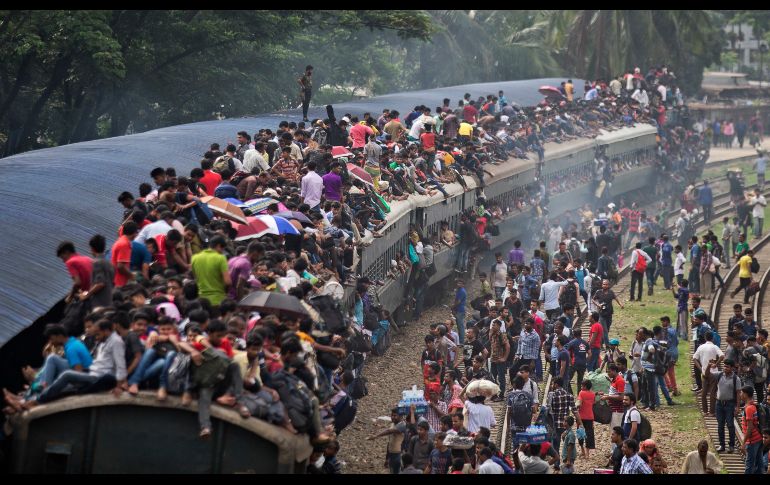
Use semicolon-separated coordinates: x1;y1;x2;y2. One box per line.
230;217;271;241
331;146;354;159
538;85;565;99
200;196;247;224
252;215;301;235
346;163;374;186
237;290;309;318
274;210;312;225
238;197;278;215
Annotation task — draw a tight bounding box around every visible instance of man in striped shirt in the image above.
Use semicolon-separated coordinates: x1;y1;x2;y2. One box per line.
271;147;299;182
620;439;652;474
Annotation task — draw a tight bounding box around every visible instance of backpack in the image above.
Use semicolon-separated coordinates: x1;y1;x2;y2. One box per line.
752;353;768;382
756;402;770;432
348;375;369;400
638;413;653;441
271;370;314;434
333;394;358;434
166;353;191;395
309;295;347;334
634;250;647;273
560;281;578;308
751;257;760;273
212;154;235;173
568;240;582;262
710;329;721;348
507;390;534;432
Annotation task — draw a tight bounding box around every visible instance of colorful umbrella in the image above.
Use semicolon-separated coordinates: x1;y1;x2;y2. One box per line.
252;215;301;235
274;210;312;225
331;146;354;159
346;162;374;186
230;217;271;241
238;197;278;215
199;196;247;224
237;290;309;318
538;85;565;99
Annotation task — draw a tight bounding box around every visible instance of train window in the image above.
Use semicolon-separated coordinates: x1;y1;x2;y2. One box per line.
44;442;72;474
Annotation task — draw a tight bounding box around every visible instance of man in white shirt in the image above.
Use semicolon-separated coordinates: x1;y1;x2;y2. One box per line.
657;83;667;103
674;245;687;284
631;88;649;108
135;211;175;244
242;142;269;173
477;448;504;474
750;189;766;239
300;161;324;211
539;272;568;320
692;332;724;416
463;396;496;433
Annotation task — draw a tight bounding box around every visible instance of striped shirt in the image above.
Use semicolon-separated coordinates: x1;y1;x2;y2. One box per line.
620;453;652;474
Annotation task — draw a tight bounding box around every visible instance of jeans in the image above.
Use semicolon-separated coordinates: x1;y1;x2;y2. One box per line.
677;309;690;341
37;370;114;404
688;267;700;293
645;267;656;289
387;452;402;474
454;311;465;344
745;441;765;474
660;264;673;289
755;217;765;238
414;285;425;320
454;244;470;272
644;369;672;408
587;349;601;372
630;270;644;300
301;89;311;120
702;204;713;225
128;348;177;389
715;400;736;448
39;354;71;388
491;361;507;396
197;361;244;430
570;365;586;394
552;426;566;457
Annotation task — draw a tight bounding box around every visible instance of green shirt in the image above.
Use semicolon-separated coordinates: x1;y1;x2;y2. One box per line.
736;241;749;255
191;249;229;306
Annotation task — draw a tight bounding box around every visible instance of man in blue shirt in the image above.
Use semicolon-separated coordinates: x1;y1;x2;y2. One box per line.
452;279;467;344
659;316;680;397
698;180;713;225
214;169;239;199
688;237;701;295
35;324;93;393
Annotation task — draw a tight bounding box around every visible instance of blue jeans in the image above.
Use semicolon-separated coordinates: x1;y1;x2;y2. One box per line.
754;218;764;238
644;370;672;407
128;348;177;389
491;362;507;396
715;400;736;448
454;311;465;344
588;349;600;372
660;264;673;289
745;441;764;474
454;244;470;272
645;267;656;288
37;370;110;404
387;452;402;474
599;315;612;347
39;354;71;387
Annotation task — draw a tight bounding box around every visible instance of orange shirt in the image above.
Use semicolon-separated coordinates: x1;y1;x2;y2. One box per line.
742;403;763;444
111;235;133;287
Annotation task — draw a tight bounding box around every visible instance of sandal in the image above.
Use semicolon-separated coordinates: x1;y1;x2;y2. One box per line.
199;428;212;439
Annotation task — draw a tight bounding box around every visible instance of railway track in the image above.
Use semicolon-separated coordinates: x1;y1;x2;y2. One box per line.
489;180;769;467
702;229;770;473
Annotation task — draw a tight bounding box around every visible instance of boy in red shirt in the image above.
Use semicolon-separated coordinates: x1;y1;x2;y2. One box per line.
587;311;603;371
740;385;765;473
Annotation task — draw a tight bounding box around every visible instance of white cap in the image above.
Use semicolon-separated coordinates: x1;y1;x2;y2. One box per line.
341;116;350;123
599;102;605;107
607;202;616;209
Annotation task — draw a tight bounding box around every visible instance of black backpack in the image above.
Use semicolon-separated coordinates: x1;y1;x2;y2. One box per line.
333;394;358;434
756;402;770;433
751;257;760;274
560;281;578;308
348;375;369;400
310;295;347;334
507;390;534;432
651;341;672;376
271;370;315;434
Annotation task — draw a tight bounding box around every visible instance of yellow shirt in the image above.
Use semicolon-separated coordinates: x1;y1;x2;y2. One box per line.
233;351;263;387
458;122;473;137
565;83;574;101
739;255;752;278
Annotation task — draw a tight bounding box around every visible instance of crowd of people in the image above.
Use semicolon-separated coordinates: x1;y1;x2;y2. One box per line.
2;61;768;475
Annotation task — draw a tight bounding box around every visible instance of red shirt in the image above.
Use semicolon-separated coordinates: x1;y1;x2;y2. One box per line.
200;169;222;196
743;403;763;444
589;322;604;348
578;390;596;420
420;132;436;150
609;375;626;412
192;337;234;358
155;234;169;267
111;235;133;287
462;104;478;124
531;313;544;340
65;254;93;292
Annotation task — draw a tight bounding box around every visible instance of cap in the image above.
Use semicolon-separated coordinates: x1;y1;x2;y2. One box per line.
349;186;363;195
609;338;620;346
341;116;350;123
